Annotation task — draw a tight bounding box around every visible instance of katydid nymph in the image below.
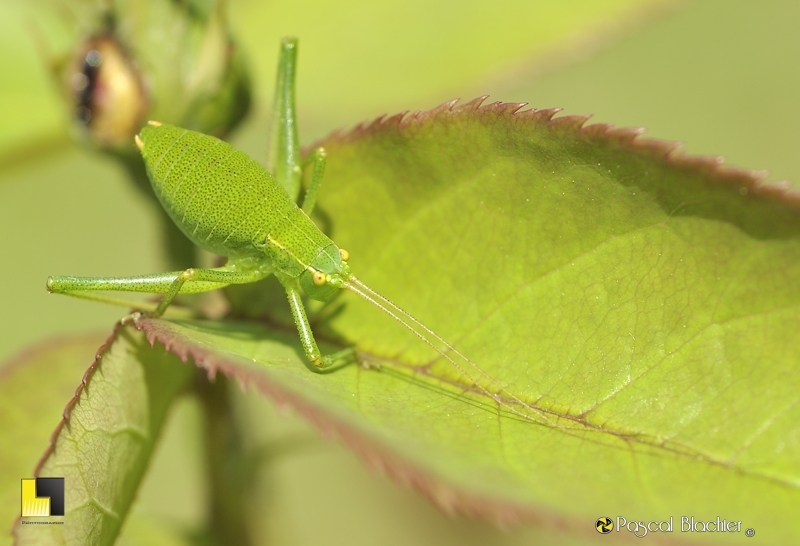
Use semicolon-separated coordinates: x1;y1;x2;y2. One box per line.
50;119;388;364
46;120;481;373
43;37;464;371
47;39;545;425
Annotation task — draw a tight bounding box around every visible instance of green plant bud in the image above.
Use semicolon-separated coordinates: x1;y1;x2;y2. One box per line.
54;0;251;153
69;34;146;148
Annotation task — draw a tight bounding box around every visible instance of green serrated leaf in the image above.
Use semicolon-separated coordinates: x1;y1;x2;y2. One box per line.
12;327;194;546
139;100;797;544
0;333;108;545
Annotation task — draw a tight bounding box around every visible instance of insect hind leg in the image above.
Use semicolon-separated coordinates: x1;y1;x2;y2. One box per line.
154;266;272;316
47;264;272;317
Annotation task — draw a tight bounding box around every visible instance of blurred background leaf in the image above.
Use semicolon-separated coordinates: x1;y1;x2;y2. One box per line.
12;327;195;546
0;333;109;537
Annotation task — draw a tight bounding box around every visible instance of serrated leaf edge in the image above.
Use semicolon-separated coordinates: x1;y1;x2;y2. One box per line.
317;96;789;204
137;318;702;545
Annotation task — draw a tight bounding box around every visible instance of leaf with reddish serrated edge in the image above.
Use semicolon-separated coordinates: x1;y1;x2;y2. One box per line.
11;326;194;546
0;333;107;537
35;98;800;545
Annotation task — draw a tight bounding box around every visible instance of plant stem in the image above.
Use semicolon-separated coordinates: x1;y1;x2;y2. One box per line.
196;373;253;545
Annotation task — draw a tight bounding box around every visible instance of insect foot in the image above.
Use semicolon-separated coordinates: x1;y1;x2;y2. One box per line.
120;311;143;326
312;357;328;369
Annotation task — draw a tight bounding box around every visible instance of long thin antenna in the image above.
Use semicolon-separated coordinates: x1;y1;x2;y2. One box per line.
345;276;551;426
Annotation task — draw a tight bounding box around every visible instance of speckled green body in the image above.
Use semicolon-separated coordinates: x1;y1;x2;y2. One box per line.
48;41;359;370
138;124;336;279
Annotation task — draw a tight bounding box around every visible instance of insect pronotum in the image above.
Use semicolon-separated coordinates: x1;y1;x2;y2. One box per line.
47;39;548;425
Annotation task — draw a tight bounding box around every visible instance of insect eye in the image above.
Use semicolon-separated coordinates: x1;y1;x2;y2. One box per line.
312;271;327;286
338;248;350;262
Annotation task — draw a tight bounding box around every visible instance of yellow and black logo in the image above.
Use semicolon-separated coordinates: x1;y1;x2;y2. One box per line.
596;516;613;534
21;478;65;517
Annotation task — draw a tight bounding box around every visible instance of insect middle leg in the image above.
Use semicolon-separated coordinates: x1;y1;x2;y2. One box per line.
300;147;327;215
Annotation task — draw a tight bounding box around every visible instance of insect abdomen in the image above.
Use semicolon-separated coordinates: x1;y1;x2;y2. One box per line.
138;124;294;257
137;124;334;277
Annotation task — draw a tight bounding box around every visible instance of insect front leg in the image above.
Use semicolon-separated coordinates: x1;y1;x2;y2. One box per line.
280;278;354;372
